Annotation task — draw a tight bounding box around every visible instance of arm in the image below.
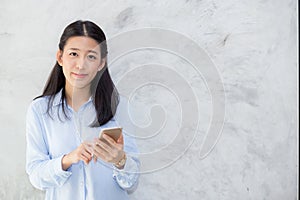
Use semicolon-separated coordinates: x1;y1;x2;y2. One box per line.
93;133;140;192
112;96;140;192
25;102;72;190
92;96;140;192
112;152;140;193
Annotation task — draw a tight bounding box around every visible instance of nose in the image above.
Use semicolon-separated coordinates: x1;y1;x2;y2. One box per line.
76;57;86;70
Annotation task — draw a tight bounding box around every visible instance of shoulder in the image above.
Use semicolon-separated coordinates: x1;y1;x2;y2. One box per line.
116;95;132;117
114;95;139;127
28;90;63;114
27;96;50;115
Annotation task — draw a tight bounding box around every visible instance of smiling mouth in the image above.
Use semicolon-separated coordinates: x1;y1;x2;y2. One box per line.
71;72;87;79
72;72;88;78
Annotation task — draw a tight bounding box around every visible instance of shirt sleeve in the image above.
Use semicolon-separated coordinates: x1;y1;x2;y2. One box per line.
112;130;140;192
25;101;72;190
111;96;141;192
112;154;140;193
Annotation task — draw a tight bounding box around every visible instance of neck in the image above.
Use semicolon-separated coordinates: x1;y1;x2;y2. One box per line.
65;84;91;112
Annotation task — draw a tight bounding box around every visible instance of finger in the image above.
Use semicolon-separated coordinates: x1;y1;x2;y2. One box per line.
81;149;92;163
80;154;90;165
95;138;113;152
82;148;92;158
93;145;115;162
117;134;124;144
83;143;94;154
93;145;107;158
102;134;117;146
93;150;107;162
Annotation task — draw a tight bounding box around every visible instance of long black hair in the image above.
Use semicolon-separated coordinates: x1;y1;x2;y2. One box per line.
35;20;119;127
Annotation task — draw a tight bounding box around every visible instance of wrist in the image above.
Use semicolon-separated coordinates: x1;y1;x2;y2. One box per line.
114;153;126;169
62;154;73;171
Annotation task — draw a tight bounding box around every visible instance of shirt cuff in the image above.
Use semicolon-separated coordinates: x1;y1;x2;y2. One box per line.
52;155;72;184
112;155;140;189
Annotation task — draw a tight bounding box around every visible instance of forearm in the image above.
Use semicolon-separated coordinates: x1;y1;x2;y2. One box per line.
62;154;73;171
26;155;72;190
113;155;140;191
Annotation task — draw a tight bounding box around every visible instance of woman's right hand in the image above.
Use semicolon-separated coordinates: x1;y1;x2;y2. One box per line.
62;142;93;170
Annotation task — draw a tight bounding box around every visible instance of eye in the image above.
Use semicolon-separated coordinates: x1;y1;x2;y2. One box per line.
69;52;78;57
88;55;97;60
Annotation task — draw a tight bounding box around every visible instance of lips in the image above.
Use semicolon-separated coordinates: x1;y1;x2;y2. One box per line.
71;72;88;78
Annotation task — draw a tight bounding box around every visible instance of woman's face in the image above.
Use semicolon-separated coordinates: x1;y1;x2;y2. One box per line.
57;36;105;91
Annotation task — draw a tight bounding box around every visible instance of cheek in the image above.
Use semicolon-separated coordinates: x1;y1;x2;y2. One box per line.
89;61;101;71
61;54;76;68
61;60;75;75
89;64;101;79
64;59;77;68
61;66;70;78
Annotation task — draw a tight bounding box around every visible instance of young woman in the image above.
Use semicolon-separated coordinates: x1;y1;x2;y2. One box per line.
26;20;139;200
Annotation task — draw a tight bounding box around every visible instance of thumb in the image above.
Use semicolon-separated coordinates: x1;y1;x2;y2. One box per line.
117;134;124;144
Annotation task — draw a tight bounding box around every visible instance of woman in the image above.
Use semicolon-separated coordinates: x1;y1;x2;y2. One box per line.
26;20;140;200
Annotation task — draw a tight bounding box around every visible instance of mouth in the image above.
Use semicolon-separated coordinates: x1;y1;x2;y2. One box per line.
71;72;88;79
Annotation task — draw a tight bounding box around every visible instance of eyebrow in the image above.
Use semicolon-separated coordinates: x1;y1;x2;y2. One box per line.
68;48;99;54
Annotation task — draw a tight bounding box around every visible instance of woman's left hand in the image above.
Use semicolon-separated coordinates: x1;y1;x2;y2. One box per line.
92;133;125;165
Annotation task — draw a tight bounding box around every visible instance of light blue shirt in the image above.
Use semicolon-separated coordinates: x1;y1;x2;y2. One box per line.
26;89;140;200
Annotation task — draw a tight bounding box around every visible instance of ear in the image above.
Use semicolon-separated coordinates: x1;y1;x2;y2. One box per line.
56;50;63;66
98;58;106;71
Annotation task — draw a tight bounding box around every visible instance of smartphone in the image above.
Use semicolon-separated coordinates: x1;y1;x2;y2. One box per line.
99;127;122;142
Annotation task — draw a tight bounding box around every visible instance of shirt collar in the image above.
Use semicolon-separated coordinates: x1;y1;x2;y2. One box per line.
52;89;64;107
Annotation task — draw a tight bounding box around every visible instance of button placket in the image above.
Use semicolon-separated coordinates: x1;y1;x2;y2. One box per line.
73;112;82;143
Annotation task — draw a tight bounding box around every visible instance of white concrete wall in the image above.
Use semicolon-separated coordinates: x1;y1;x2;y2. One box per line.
0;0;297;199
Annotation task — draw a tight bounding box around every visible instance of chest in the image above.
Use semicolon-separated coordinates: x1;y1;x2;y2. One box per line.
40;111;118;158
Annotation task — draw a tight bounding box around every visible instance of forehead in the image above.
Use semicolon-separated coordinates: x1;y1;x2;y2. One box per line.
64;36;100;52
